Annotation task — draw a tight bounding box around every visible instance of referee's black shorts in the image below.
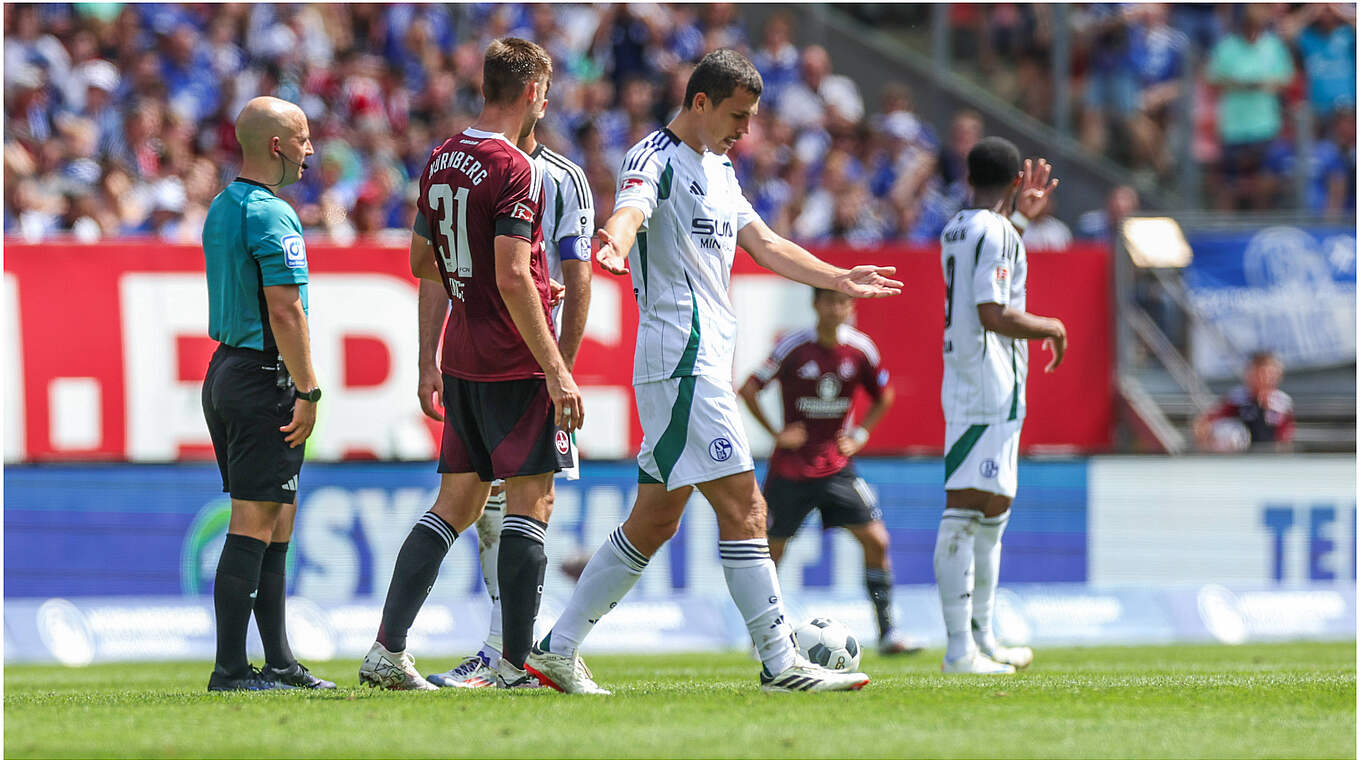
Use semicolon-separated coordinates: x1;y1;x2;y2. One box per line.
202;344;305;504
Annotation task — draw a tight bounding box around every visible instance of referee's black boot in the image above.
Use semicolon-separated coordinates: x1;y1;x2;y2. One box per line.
208;664;297;692
260;661;336;689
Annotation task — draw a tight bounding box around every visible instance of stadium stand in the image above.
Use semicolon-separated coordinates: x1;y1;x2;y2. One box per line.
5;2;984;246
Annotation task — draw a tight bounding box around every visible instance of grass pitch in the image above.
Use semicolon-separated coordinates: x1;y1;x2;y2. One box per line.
4;642;1354;758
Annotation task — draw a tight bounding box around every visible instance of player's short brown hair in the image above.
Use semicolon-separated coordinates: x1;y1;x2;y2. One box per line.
684;49;763;109
482;37;552;106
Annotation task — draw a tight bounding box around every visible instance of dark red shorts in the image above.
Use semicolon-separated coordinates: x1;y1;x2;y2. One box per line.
438;374;572;482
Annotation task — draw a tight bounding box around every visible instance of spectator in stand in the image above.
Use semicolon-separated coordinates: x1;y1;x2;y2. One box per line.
744;141;794;237
1076;4;1140;158
1077;184;1140;240
793;149;858;243
1206;4;1295;210
1282;3;1356;119
936;109;984;222
751;11;799;108
1194;351;1295;452
1127;4;1190;180
1311;109;1357;216
1021;205;1073;251
778;45;865;130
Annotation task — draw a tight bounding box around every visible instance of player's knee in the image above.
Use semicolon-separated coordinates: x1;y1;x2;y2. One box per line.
862;526;889;556
625;514;680;556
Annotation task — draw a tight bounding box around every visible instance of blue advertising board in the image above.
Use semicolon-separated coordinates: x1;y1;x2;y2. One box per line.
4;458;1088;601
1183;224;1356;377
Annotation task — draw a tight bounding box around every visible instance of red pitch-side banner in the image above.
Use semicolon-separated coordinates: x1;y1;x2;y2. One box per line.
3;241;1112;462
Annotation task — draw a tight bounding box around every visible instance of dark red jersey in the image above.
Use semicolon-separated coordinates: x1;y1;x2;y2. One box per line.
748;325;888;480
416;128;550;381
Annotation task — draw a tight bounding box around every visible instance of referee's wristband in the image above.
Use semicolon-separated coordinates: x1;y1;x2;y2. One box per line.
1009;211;1030;233
848;426;870;446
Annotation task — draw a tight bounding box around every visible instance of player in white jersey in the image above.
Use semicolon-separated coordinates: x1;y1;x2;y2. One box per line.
415;109;595;689
934;137;1067;675
526;50;901;694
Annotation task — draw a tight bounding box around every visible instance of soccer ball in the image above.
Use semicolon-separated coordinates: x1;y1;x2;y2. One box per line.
793;617;861;672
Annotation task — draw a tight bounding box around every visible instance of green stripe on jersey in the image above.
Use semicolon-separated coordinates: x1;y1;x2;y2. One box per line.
654;376;697;484
1008;342;1019;421
974;233;986;265
637;231;649;297
658;161;674;200
944;424;989;482
637;467;663;485
671;273;700;377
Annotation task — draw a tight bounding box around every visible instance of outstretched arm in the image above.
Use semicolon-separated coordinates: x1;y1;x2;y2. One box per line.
736;218;902;298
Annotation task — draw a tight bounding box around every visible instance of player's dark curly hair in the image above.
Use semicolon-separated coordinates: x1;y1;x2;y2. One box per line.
684;49;763;109
967;136;1022;192
483;38;553;106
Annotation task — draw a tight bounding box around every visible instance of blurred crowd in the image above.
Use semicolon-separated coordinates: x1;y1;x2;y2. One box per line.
5;2;1009;248
6;4;1352;249
921;2;1356;214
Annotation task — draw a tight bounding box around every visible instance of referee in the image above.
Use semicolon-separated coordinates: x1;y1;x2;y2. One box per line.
201;96;332;691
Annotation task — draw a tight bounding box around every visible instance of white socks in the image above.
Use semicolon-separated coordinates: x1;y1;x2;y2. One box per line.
544;526;648;656
477;490;506;665
971;511;1009;653
719;538;797;675
934;508;978;661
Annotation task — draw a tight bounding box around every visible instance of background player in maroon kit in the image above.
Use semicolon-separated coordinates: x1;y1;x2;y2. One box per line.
360;38;580;691
739;288;920;655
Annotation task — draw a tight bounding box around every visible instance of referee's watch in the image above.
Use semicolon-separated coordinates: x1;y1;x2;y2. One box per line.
294;387;322;403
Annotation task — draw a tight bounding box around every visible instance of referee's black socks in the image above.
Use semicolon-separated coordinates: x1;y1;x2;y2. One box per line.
253;541;295;669
377;511;458;653
498;515;548;669
213;534;267;677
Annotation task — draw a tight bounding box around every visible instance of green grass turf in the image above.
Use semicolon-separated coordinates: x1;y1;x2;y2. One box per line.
4;642;1354;758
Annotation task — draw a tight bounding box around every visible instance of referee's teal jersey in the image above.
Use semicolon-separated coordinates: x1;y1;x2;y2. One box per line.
202;179;309;353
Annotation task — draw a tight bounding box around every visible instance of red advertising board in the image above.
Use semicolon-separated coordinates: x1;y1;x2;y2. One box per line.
3;241;1112;462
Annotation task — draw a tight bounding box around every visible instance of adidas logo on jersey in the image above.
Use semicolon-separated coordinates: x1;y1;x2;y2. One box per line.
797;361;820;380
688;180;704;196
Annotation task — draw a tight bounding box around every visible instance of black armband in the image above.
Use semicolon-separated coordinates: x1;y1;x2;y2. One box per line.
494;215;532;240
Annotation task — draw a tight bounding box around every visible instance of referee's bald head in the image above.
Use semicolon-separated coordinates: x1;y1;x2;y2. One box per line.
236;96;313;187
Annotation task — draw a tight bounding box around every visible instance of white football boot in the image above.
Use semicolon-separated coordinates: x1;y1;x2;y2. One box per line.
427;652;498;688
941;649;1016;675
494;658;548;690
359;642;438;690
977;643;1034;670
525;645;611;694
760;656;870;693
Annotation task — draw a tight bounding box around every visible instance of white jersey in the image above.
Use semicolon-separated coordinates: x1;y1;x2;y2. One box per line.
615;129;760;384
940;208;1029;424
531;144;593;327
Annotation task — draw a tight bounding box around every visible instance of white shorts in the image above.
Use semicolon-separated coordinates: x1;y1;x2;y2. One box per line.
943;419;1022;498
636;375;754;490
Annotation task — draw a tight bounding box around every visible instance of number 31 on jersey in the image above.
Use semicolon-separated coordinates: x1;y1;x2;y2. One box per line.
428;184;472;296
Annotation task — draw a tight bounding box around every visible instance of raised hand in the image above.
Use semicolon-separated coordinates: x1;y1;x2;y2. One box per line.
1014;158;1060;221
594;228;628;275
834;265;904;299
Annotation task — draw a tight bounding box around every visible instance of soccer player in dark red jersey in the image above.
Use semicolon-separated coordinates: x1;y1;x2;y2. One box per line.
739;288;921;656
359;38;580;691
